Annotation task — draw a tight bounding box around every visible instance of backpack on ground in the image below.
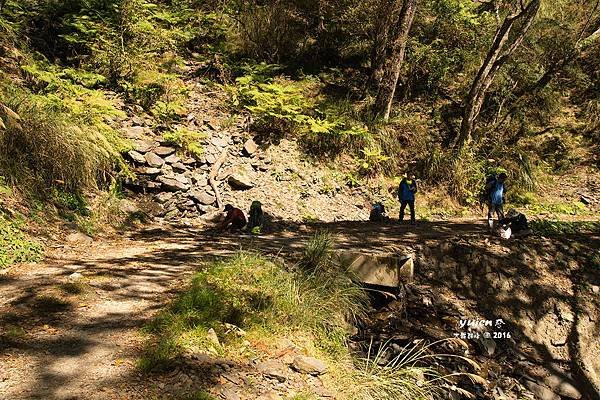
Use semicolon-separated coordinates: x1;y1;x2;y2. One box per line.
369;202;386;222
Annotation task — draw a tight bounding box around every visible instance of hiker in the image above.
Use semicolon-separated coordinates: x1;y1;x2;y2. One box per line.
369;202;387;222
485;172;507;230
219;204;247;231
248;200;263;233
398;174;417;224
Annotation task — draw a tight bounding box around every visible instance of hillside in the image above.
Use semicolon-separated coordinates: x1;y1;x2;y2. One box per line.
1;1;599;400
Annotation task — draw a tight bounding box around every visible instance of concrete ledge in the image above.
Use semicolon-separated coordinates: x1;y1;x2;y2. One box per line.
337;251;414;288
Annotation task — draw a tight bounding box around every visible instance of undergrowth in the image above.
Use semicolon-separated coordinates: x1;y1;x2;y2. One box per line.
139;238;368;371
0;212;43;268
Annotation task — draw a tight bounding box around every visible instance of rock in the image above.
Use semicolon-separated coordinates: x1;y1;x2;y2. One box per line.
182;157;196;165
134;139;156;153
67;272;84;281
592;285;599;294
172;162;188;172
544;374;582;399
243;138;258;156
212;136;229;148
524;381;560;400
257;360;287;382
579;195;591;205
291;356;327;376
173;173;189;184
219;388;240;400
153;146;176;156
138;167;161;176
228;173;254;190
157;176;190;192
66;232;93;244
127;150;146;164
144;152;165;168
164;154;181;164
123;125;147;139
205;153;217;164
191;173;208;187
146;181;162;190
207;328;220;347
551;338;567;347
156;192;174;204
189;190;216;205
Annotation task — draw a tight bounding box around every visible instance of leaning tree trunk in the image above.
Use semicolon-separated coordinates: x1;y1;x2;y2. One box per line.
370;0;404;88
373;0;418;120
456;0;541;149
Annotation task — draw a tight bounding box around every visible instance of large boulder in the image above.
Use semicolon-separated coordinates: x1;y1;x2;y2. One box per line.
228;173;254;190
144;152;165;168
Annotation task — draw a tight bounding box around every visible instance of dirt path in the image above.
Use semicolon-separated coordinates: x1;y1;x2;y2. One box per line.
0;219;482;399
0;218;597;399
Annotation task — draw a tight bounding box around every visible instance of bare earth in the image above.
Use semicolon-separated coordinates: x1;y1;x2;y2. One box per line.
0;219;598;399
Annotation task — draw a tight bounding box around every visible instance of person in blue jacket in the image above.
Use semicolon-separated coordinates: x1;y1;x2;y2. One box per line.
398;174;418;224
486;172;507;230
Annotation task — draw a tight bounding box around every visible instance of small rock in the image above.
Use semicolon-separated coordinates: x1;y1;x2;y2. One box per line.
524;381;560;400
138;167;161;176
172;162;188;172
189;190;216;205
155;192;174;204
205;153;217;165
123;125;147;139
257;360;287;382
592;285;599;294
228;174;254;190
164;154;181;164
551;338;567;347
146;181;162;190
67;272;84;281
157;176;190;192
212;136;229;147
66;232;93;244
191;173;208;187
243;138;258;156
153;146;176;156
144;152;165;168
291;356;327;376
127;150;146;164
133;139;156;153
207;328;220;347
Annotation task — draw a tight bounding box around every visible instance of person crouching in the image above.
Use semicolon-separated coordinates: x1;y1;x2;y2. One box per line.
219;204;247;232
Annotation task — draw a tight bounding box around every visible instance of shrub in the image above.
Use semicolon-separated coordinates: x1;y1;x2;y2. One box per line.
0;212;43;268
162;127;205;159
141;242;368;370
0;65;128;192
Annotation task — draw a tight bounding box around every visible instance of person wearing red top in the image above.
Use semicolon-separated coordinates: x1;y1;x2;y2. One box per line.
219;204;247;231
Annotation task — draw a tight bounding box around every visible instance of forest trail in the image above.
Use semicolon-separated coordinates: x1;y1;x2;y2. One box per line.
0;219;484;399
1;218;598;399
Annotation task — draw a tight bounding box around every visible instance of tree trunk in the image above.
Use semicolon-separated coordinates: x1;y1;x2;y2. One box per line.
373;0;418;121
370;0;404;88
456;0;541;149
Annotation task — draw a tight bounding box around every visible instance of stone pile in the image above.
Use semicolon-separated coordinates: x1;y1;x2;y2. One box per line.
121;124;268;219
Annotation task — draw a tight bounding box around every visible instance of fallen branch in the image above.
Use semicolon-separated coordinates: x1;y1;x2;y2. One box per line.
209;147;229;210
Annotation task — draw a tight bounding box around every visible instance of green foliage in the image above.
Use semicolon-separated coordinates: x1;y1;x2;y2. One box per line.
162;127;205;159
530;219;600;237
357;147;390;176
141;245;368;370
52;189;90;216
0;78;127;192
351;339;481;400
0;212;43;269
